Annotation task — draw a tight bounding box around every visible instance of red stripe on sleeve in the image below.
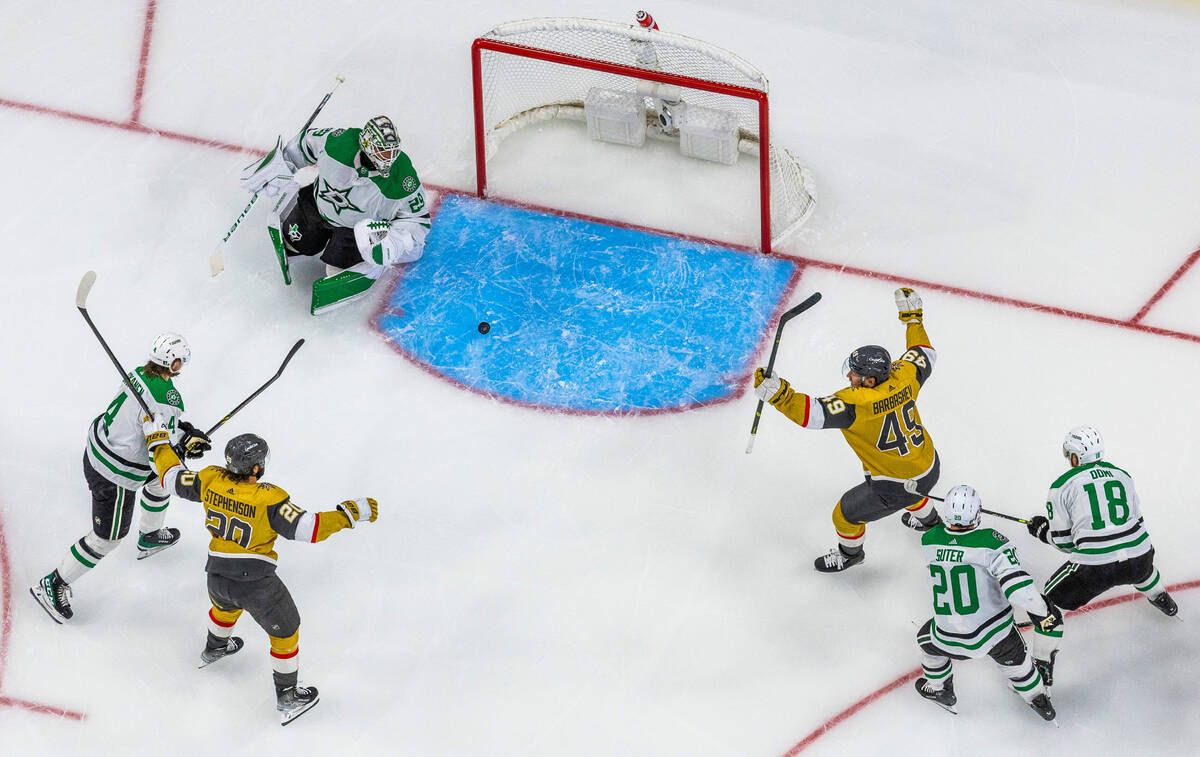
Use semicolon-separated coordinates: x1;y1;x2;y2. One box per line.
801;395;810;426
310;513;320;543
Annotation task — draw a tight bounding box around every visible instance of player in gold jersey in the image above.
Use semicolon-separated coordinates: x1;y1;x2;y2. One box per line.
753;288;941;572
142;417;378;725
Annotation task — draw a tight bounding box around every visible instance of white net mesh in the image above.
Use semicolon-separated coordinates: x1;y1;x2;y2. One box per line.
475;18;816;249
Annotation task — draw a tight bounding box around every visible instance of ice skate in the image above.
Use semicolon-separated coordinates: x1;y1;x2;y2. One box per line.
137;527;181;560
278;684;320;726
1029;692;1057;723
901;511;941;532
1034;651;1057;687
813;546;864;573
199;636;245;669
914;676;957;714
1147;591;1178;618
29;570;73;624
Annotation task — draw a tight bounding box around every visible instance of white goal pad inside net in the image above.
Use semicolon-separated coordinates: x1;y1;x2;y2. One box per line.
472;17;817;252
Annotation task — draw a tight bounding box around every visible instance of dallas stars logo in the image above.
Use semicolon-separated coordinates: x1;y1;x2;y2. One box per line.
317;179;363;216
287;223;302;242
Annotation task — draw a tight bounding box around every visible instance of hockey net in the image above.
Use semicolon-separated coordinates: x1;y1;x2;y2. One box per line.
472;17;817;253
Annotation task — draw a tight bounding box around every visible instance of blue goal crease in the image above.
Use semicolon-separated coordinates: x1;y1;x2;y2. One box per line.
374;194;797;414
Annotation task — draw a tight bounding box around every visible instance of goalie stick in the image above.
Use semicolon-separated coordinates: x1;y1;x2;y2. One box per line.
745;291;822;454
202;338;305;437
902;480;1028;524
209;75;346;277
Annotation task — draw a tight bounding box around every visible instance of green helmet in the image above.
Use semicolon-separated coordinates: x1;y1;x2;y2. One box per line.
359;115;401;177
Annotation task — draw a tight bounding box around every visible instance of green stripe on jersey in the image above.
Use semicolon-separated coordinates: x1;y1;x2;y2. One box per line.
932;616;1013;651
923;526;1009;550
89;439;151;482
1003;578;1033;598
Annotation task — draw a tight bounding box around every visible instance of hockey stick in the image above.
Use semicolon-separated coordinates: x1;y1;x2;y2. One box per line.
746;291;823;454
210;75;346;277
202;338;305;437
76;271;154;419
902;480;1029;524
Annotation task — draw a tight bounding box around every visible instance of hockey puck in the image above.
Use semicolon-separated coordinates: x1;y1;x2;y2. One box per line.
478;321;491;334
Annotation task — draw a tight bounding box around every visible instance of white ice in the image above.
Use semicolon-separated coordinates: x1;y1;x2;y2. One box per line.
1;1;1198;755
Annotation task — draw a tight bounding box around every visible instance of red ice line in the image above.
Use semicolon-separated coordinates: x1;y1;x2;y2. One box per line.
779;578;1200;756
1;0;1198;341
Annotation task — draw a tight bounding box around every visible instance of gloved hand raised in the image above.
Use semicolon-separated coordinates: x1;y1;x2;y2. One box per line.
895;287;923;323
753;368;789;403
337;498;379;528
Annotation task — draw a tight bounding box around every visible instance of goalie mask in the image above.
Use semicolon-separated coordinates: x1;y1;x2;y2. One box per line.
360;115;401;177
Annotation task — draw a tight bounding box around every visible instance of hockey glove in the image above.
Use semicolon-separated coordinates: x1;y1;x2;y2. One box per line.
240;136;297;197
337;497;379;527
895;287;923;323
753;368;789;403
142;413;172;452
1027;515;1051;544
1028;597;1063;637
178;420;212;459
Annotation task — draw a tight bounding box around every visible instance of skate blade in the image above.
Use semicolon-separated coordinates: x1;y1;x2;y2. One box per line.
934;701;958;715
29;587;66;625
279;696;320;726
198;651;237;669
136;545;175;560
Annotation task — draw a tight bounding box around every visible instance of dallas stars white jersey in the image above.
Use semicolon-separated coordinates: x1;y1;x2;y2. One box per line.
920;526;1046;658
1044;461;1152;566
85;367;185;489
283;126;431;242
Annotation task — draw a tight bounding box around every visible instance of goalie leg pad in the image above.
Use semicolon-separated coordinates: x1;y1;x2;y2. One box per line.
310;264;381;315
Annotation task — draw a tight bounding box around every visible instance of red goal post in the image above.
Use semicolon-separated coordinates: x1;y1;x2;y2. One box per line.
471;18;817;254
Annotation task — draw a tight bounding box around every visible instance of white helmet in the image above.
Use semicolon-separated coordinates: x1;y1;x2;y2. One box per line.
1063;425;1104;465
149;332;190;370
943;485;982;530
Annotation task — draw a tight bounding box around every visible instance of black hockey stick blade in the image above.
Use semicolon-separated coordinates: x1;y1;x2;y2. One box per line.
746;291;823;454
204;338;305;437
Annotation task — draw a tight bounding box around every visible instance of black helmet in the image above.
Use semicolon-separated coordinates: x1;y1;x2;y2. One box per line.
225;433;270;476
843;345;892;382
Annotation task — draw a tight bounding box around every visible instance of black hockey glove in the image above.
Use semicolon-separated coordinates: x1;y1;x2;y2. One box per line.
1027;515;1051;544
1028;597;1063;637
178;420;213;459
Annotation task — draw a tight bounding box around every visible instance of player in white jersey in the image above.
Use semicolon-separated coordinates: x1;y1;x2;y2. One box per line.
1025;425;1177;685
914;485;1059;721
240;115;431;315
29;333;211;623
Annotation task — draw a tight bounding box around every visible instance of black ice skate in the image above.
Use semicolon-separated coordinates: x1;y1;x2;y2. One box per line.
278;684;320;726
914;676;957;714
1029;693;1056;722
814;546;865;573
1034;651;1057;687
1147;591;1178;617
29;570;73;624
137;528;181;560
901;511;942;532
199;635;245;669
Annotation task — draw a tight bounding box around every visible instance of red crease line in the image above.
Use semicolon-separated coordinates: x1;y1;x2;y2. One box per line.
0;695;88;722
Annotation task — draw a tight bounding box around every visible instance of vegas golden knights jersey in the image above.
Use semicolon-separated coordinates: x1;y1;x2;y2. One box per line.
147;446;354;580
768;322;938;481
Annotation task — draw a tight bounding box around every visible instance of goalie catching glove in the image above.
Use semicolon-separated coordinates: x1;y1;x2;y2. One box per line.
895;287;923;323
353;218;423;267
753;368;790;403
337;497;379;527
240;136;298;198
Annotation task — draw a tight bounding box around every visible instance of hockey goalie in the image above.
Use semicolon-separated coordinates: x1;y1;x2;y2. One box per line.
240;115;431;315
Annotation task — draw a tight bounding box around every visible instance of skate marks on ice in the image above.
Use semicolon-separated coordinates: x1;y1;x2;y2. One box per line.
779;579;1200;756
0;509;87;721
